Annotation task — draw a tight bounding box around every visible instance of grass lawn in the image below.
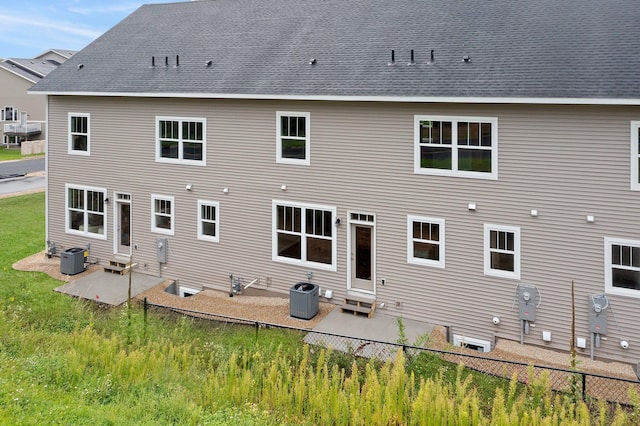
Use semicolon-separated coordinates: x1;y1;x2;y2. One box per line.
0;146;43;162
0;194;634;425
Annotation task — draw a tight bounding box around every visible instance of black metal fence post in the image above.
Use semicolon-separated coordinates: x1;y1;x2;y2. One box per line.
143;297;148;339
255;321;259;343
582;373;587;401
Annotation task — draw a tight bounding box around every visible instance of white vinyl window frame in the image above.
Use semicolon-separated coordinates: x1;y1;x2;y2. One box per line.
197;200;220;243
272;200;337;271
2;106;17;121
68;112;90;156
407;215;445;268
414;115;498;180
155;116;206;165
604;237;640;298
631;121;640;190
65;183;107;240
276;111;310;165
484;224;520;279
151;194;175;235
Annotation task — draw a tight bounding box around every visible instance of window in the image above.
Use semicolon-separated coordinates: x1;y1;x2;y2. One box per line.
151;195;174;235
156;117;206;164
484;224;520;279
273;201;336;270
415;115;497;179
197;200;219;242
65;184;106;239
2;106;17;121
605;238;640;297
276;111;310;165
407;215;445;268
68;113;90;155
631;122;640;190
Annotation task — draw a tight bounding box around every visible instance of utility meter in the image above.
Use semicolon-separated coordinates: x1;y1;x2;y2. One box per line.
518;284;538;322
588;294;608;335
156;238;167;263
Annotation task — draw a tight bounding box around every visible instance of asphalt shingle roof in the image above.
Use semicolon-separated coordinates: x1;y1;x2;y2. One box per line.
30;0;640;101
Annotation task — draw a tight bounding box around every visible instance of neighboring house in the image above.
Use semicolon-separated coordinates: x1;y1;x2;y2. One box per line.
30;0;640;364
0;49;75;145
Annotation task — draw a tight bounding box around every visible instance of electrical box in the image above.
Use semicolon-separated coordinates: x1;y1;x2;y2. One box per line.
518;284;537;321
156;238;167;263
588;294;608;334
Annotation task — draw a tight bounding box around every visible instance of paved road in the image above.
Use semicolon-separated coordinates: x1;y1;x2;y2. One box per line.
0;158;46;198
0;158;45;178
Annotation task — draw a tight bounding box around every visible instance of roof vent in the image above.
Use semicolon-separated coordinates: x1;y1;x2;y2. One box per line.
165;56;169;67
308;58;316;65
151;56;155;67
462;55;471;63
429;49;435;64
407;49;415;65
175;55;179;67
77;64;84;70
388;49;396;66
205;60;212;67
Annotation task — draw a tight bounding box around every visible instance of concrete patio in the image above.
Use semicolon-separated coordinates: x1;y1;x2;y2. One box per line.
54;269;167;305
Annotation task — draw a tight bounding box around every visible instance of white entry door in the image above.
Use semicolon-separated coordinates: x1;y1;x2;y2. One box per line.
348;213;375;294
114;193;132;256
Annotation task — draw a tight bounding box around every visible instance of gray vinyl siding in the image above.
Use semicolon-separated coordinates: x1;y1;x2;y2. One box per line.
46;96;640;364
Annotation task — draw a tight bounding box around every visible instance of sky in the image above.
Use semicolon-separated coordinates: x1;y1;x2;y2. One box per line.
0;0;183;59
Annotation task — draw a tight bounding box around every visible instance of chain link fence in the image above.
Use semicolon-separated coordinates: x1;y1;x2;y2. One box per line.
143;299;640;405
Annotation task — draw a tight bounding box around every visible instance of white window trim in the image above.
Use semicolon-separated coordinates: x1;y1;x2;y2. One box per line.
64;183;107;240
197;200;220;243
272;200;337;271
414;114;498;180
631;121;640;190
2;106;17;122
604;237;640;298
276;111;310;166
151;194;175;235
179;286;200;297
484;224;520;279
407;215;445;268
68;112;90;156
452;335;492;352
155;116;206;166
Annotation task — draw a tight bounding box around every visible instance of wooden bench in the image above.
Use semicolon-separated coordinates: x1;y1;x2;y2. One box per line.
341;293;376;318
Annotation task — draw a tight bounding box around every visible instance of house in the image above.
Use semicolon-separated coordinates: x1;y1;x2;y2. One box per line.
30;0;640;364
0;49;75;146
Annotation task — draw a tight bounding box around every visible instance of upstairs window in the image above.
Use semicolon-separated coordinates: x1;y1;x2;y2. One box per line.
156;117;206;165
484;224;520;279
631;122;640;190
65;184;106;239
276;112;310;165
2;106;17;121
68;113;90;155
605;238;640;297
415;115;497;179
